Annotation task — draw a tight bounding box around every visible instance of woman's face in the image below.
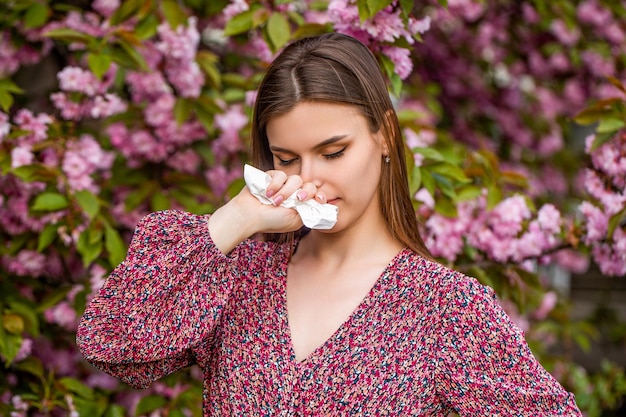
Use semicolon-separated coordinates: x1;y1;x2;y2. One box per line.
265;101;387;233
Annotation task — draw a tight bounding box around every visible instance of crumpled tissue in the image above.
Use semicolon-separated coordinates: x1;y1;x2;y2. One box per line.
243;164;338;230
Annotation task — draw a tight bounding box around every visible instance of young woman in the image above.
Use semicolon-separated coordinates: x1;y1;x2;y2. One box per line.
77;33;582;415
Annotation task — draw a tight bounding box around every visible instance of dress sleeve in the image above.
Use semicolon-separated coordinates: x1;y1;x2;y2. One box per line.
433;275;582;416
76;210;250;389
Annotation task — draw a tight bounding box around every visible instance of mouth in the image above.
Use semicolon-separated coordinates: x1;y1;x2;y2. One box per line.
327;198;339;205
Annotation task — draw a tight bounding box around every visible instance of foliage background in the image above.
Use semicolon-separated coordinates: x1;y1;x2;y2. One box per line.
0;0;625;415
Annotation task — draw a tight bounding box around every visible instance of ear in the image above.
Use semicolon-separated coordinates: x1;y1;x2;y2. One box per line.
377;109;395;156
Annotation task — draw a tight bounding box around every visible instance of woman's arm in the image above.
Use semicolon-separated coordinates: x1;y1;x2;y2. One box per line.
76;210;250;388
434;274;582;416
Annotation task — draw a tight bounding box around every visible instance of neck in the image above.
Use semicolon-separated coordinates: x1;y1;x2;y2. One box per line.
297;217;403;266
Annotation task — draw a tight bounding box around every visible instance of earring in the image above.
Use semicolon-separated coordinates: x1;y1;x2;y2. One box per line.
384;155;390;163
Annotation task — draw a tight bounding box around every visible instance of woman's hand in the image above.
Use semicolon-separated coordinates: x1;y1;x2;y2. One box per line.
208;170;326;254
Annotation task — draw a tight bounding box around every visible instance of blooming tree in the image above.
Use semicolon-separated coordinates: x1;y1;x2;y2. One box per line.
0;0;624;415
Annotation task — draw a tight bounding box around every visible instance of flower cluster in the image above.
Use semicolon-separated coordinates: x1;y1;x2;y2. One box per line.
422;192;563;270
326;0;431;79
579;133;626;275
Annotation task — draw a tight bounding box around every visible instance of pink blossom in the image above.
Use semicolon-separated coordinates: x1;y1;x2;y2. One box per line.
156;17;200;62
166;61;204;98
44;301;78;330
13;109;52;143
92;0;120;17
552;249;590;274
6;250;46;276
205;165;241;197
89;93;128;118
577;0;612;27
222;0;249;21
145;94;176;127
537;204;562;234
166;149;201;174
0;111;10;140
532;291;558;320
51;92;84;120
57;66;99;96
11;146;34;168
580;201;608;243
14;338;33;362
0;32;20;76
126;71;171;102
550;20;580;46
489;195;531;236
581;50;615;78
382;46;413;80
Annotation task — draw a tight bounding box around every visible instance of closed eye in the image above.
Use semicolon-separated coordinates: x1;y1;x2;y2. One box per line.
276;156;298;166
323;147;346;160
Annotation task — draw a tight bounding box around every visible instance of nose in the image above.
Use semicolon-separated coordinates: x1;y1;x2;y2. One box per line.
299;158;321;186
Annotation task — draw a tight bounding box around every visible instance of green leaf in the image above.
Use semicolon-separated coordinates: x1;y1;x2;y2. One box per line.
24;2;49;29
596;117;624;133
607;206;626;239
366;0;394;18
59;377;95;400
87;53;112;80
44;28;93;43
590;131;617;152
116;39;149;71
2;313;24;334
457;185;483;202
14;357;44;377
0;78;24;94
434;196;458;217
196;51;222;89
161;0;187;29
105;405;126;417
37;223;59;252
266;13;290;52
224;9;255;36
486;183;502;209
7;301;39;337
77;228;104;266
110;0;144;25
0;90;13;112
135;395;168;416
151;191;171;211
430;163;471;183
413;147;445;162
292;23;330;40
31;192;68;211
75;190;100;218
174;98;193;125
104;224;126;267
36;287;72;312
135;14;159;40
0;332;22;365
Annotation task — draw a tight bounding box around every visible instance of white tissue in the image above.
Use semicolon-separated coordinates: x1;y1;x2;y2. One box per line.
243;164;338;230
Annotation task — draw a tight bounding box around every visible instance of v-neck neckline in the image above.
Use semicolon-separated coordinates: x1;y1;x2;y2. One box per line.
279;247;409;367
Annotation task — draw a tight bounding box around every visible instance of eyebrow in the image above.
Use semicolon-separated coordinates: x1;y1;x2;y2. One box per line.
269;135;348;153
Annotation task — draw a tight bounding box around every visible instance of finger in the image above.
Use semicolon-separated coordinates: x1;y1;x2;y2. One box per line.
272;175;303;205
265;170;288;198
315;191;327;204
296;182;318;202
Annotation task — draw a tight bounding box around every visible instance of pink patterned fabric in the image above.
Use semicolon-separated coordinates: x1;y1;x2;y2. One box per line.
77;210;582;416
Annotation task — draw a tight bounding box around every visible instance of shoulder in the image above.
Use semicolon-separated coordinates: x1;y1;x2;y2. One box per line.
394;250;493;309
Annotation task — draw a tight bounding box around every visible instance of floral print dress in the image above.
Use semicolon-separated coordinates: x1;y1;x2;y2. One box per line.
77;210;582;416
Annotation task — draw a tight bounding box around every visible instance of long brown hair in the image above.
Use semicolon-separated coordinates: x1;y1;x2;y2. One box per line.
251;33;431;259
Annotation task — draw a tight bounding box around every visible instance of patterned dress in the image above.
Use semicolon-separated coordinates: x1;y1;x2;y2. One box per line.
77;210;582;416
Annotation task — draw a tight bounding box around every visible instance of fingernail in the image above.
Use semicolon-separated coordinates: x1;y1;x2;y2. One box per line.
297;190;307;201
266;189;275;198
272;195;284;206
315;193;325;203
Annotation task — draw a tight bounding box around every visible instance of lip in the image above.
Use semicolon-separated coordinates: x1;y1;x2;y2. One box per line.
327;198;339;205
